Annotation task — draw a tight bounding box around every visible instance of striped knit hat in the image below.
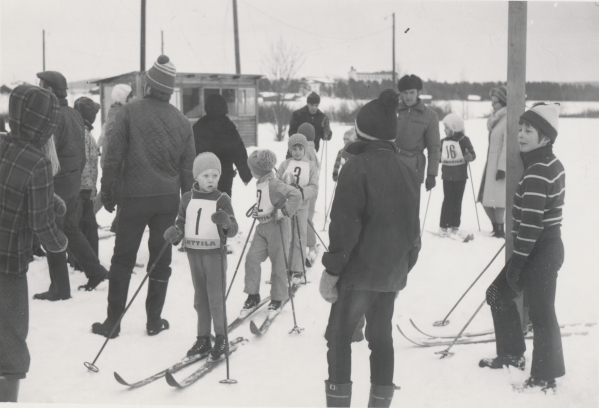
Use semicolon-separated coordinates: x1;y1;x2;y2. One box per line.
520;102;560;144
288;134;308;155
146;55;176;95
193;152;222;180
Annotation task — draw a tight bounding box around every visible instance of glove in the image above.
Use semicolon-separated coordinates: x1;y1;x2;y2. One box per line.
163;226;183;245
425;175;436;191
496;170;506;180
283;172;295;185
319;270;340;303
505;258;525;294
274;209;286;224
464;151;474;163
211;210;231;226
101;189;115;213
53;194;66;217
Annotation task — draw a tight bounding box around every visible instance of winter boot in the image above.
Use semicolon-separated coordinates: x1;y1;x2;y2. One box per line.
479;354;525;370
0;377;19;403
78;270;108;291
368;383;395;408
208;335;227;362
305;257;312;268
268;300;283;318
325;380;352;407
439;227;449;238
33;253;71;301
515;376;556;393
92;278;130;338
240;294;261;318
187;336;212;357
146;278;170;336
490;222;498;236
493;223;505;239
291;271;303;286
450;227;460;235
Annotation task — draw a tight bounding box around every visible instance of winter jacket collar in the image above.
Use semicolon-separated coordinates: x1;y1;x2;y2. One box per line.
257;171;275;184
397;99;425;113
345;139;398;156
58;98;69;106
487;106;507;132
445;132;465;142
522;145;554;169
299;105;323;118
190;182;223;199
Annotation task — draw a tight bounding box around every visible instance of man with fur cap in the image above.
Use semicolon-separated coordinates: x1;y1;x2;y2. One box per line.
92;55;196;338
288;92;332;153
395;74;441;193
320;89;420;407
0;85;68;402
34;71;108;300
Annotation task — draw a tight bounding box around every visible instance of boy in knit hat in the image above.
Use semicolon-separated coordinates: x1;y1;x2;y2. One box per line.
241;149;302;317
332;127;357;182
163;152;238;362
438;113;476;237
480;103;565;393
277;134;319;284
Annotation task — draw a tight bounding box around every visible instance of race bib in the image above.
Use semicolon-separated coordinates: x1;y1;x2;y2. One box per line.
441;140;465;166
184;198;220;249
255;181;275;218
283;160;310;187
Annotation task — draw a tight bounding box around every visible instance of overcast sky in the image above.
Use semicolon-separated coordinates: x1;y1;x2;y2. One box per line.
1;0;598;86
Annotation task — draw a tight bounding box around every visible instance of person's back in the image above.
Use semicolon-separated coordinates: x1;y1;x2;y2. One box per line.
53;102;86;194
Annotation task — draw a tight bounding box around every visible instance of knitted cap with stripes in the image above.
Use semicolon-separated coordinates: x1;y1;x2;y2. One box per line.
146;55;176;95
520;102;560;144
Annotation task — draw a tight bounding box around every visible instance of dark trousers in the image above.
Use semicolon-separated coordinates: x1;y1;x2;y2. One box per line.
486;237;565;380
325;289;396;386
440;180;466;229
0;274;29;380
70;190;99;271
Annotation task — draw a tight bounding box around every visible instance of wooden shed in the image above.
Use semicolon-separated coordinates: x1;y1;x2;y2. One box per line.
95;71;262;147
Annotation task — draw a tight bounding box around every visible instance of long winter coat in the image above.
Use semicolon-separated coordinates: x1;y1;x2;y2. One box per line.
322;139;420;292
192;115;252;196
478;106;507;208
53;99;86;198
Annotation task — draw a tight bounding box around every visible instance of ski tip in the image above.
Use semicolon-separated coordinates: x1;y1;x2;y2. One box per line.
249;320;262;336
165;371;181;388
113;372;130;386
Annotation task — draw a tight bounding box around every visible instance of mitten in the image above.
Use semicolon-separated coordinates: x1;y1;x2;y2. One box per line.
53;194;66;217
163;226;183;245
211;210;231;226
319;270;340;303
332;173;339;182
464;151;474;163
496;170;506;180
425;175;436;191
283;172;295;185
101;189;115;213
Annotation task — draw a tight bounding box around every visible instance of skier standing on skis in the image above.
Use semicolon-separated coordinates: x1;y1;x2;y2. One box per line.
479;103;565;393
92;55;196;338
163;152;238;362
320;90;420;407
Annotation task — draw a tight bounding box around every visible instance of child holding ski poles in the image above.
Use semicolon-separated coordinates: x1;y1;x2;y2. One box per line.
332;127;357;182
277;134;319;283
438;113;476;237
163;152;238;362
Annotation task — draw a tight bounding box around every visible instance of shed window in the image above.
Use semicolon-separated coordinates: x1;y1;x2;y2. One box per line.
183;87;202;118
238;88;256;116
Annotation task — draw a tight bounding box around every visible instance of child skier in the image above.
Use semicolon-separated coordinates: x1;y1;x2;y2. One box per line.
163;152;238;362
479;103;565;393
277;134;319;283
241;149;302;317
438;113;476;236
332;127;357;182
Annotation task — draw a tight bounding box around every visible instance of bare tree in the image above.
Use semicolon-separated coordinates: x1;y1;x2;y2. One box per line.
263;38;305;141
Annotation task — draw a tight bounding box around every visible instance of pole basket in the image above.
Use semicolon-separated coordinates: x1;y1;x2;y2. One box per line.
289;325;304;335
84;362;99;373
433;320;450;327
220;379;238;385
435;350;454;359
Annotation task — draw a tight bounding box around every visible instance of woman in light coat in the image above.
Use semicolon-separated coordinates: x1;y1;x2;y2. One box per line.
478;86;507;238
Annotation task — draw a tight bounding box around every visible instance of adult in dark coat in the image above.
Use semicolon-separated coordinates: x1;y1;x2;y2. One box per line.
192;94;252;196
33;71;108;300
320;90;420;408
93;55;196;338
288;92;332;153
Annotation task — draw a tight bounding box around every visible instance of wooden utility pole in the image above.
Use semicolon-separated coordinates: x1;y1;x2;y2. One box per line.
42;30;46;71
392;13;396;85
141;0;146;71
232;0;241;74
161;30;164;54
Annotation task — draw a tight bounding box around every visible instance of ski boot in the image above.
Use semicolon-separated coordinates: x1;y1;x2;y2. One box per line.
207;335;226;363
187;336;212;357
267;300;282;318
439;227;449;238
239;294;261;318
290;271;303;286
479;354;525;370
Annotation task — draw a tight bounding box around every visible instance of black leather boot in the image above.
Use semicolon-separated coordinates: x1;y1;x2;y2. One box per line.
325;380;352;407
368;383;395;408
146;279;170;336
91;278;130;338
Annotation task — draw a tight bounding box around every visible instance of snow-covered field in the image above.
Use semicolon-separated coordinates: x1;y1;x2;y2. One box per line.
19;119;598;407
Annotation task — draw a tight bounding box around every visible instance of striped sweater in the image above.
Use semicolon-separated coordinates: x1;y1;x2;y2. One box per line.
511;146;565;265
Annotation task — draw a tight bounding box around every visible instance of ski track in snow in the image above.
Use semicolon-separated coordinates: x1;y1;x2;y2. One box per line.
20;119;599;407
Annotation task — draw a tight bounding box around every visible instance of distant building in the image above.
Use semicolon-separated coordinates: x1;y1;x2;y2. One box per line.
300;77;336;97
467;95;482;101
348;67;397;84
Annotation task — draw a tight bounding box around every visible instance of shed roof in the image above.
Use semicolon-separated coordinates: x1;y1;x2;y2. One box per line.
93;71;262;84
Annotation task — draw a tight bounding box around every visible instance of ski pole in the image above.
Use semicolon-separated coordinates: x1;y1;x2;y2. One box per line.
308;219;328;252
294;215;309;285
279;218;303;335
420;190;432;238
84;241;170;373
218;226;237;384
436;299;487;358
225;217;256;300
433;243;505;327
322;139;329;231
468;163;481;232
323;181;337;227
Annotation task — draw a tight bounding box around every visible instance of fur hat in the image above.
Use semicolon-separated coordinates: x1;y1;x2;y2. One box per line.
288;134;308;155
297;123;315;141
442;113;465;133
36;71;68;98
146;55;176;95
111;84;132;105
247;149;277;177
355;89;399;141
74;97;100;129
205;93;228;116
193;152;222;180
307;92;320;104
397;74;423;92
489;85;507;106
520;102;560;144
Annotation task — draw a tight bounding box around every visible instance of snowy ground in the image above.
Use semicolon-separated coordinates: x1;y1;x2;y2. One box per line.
20;119;598;407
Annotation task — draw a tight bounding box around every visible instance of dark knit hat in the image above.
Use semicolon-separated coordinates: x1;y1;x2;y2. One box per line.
397;75;423;92
520;102;560;144
489;85;507;105
36;71;68;98
74;97;100;128
355;89;399;141
9;84;60;149
307;92;320;104
146;55;176;95
297;123;315;141
288;134;308;155
248;149;277;177
205;93;228;116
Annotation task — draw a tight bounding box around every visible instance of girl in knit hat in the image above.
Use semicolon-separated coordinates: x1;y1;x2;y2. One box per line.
163;152;239;363
276;134;320;284
480;102;565;393
241;149;302;317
